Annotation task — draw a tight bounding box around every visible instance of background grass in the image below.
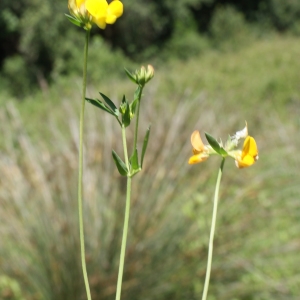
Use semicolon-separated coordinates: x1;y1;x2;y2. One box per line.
0;35;299;299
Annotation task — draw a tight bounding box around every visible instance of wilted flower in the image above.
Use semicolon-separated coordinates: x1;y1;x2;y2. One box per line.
188;123;259;168
68;0;123;30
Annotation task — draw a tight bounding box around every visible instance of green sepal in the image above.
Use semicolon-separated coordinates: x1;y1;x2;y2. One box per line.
86;98;115;116
141;125;151;168
112;150;128;176
124;67;137;84
65;14;83;28
205;133;228;156
121;96;131;127
99;93;119;116
130;148;139;171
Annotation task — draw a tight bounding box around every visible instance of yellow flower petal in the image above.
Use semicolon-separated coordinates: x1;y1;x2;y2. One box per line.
236;136;258;168
188;153;209;165
93;17;107;29
106;14;117;24
108;0;123;18
191;130;205;153
85;0;108;19
76;0;85;8
242;136;258;158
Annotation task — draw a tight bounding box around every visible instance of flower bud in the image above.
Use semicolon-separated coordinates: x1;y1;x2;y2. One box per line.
135;65;155;86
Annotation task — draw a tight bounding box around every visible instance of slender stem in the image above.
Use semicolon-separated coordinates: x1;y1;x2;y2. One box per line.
78;29;92;300
115;176;132;300
115;125;132;300
201;158;225;300
121;124;129;169
132;86;143;152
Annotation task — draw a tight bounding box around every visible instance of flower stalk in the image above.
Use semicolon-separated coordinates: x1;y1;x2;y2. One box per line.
84;65;154;300
78;29;92;300
201;158;225;300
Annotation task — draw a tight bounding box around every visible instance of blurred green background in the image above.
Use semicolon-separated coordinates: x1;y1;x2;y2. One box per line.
0;0;300;299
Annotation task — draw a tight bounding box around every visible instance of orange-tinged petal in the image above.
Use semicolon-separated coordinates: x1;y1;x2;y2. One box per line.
188;153;209;165
191;130;205;153
235;136;258;168
242;136;258;159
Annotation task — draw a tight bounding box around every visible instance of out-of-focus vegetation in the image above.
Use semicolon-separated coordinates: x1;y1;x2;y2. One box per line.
1;0;300;96
0;0;300;299
1;30;300;299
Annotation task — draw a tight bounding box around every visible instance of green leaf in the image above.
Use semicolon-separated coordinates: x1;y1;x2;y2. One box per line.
130;148;139;171
65;14;83;28
124;67;137;84
86;98;115;116
112;150;128;176
205;133;228;156
121;96;131;127
141;125;151;168
99;93;119;116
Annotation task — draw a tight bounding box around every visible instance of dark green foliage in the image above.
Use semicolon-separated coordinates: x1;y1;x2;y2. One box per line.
1;0;300;97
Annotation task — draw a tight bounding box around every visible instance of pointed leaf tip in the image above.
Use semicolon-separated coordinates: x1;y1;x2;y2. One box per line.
112;150;128;176
205;132;227;156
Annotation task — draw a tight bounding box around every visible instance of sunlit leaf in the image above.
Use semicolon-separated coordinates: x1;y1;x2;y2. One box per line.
99;93;119;116
205;132;227;156
124;67;137;84
112;150;128;176
86;98;115;115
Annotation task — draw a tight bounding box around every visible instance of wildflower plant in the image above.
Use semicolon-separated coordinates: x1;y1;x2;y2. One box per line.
86;65;154;300
188;123;258;300
66;1;123;300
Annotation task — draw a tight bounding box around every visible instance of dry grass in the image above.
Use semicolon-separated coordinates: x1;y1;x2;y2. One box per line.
0;36;300;300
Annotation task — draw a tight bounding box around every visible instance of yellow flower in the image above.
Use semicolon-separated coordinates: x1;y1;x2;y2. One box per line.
234;136;259;168
188;130;210;164
68;0;123;29
188;123;259;168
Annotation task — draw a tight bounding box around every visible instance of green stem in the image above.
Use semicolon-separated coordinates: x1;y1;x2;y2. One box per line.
122;124;129;169
78;29;92;300
201;158;225;300
132;86;143;152
115;125;132;300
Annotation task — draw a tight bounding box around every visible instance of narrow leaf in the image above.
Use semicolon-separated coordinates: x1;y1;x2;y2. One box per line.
86;98;115;116
124;67;137;84
141;125;151;168
99;93;119;116
112;150;128;176
130;148;139;171
65;14;82;27
205;133;228;155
